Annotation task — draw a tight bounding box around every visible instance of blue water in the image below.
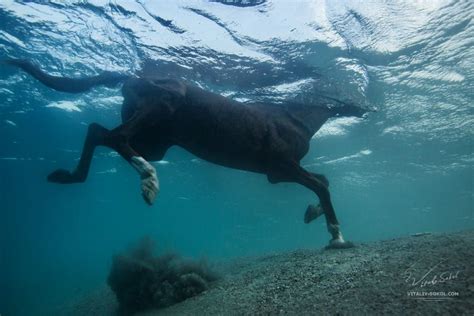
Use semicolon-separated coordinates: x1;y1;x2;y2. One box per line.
0;1;472;315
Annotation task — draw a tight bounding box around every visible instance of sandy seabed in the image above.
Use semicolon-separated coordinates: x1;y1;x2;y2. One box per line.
58;230;474;315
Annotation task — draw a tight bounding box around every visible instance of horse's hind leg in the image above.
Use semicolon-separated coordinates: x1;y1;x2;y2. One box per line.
269;161;354;249
310;173;329;188
268;171;328;224
48;118;159;205
304;172;329;224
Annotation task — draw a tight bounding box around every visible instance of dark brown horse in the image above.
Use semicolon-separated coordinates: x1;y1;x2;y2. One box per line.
6;59;369;249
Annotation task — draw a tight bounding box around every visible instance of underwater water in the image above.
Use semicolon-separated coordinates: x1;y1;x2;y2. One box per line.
0;0;472;315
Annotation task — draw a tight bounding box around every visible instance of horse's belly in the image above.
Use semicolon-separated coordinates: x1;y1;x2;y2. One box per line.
175;125;269;173
181;143;267;173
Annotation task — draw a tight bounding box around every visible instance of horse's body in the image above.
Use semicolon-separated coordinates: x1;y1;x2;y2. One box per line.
121;78;335;173
6;59;368;248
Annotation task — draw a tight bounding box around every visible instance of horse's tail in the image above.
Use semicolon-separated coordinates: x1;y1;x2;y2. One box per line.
3;58;130;93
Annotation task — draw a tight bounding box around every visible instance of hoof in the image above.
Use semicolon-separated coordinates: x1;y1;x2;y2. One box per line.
131;156;160;205
141;174;159;205
325;238;355;250
304;204;324;224
47;169;78;184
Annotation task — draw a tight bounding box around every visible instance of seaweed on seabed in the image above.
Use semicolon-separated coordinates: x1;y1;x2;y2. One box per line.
107;237;219;314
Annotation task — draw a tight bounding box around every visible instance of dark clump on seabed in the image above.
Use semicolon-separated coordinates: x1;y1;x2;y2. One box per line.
107;237;218;314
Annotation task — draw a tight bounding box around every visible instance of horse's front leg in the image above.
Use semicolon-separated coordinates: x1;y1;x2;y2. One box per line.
47;122;108;184
130;155;159;205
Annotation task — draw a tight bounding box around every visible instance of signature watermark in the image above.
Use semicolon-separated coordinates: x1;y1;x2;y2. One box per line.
406;290;459;301
402;259;463;300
